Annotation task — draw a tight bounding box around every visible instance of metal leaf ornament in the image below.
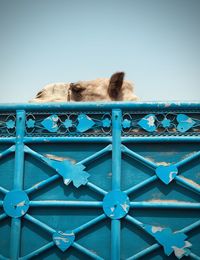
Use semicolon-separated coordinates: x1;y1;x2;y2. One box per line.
138;114;157;132
41;155;90;188
143;224;191;259
41;114;59;132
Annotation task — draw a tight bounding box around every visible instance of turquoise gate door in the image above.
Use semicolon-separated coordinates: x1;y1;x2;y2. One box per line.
0;102;199;260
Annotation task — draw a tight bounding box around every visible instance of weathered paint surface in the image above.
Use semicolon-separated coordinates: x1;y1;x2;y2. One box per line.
143;224;192;259
41;153;90;188
0;103;199;260
103;190;130;219
53;230;75;252
3;190;29;218
155;165;178;184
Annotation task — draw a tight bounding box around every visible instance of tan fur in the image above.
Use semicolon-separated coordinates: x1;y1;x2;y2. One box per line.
30;72;138;102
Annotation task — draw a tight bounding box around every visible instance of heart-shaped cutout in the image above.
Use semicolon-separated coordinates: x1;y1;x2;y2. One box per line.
156;165;178;184
41;115;59;132
76;114;95;132
138;114;156;132
176;114;195;133
53;230;75;252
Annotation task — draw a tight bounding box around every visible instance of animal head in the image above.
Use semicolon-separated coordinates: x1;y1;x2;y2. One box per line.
30;72;138;102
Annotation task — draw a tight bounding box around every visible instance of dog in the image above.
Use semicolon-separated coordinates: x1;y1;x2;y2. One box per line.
30;72;138;102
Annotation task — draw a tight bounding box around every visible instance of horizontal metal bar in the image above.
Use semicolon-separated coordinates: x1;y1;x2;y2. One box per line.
0;213;7;221
24;137;112;143
175;176;200;194
122;136;200;143
20;242;54;260
25;174;60;195
130;201;200;209
24;214;55;234
23;136;200;143
73;214;106;234
29;200;103;207
72;242;104;260
121;145;157;169
0;145;15;158
0;138;16;143
175;151;200;168
0;101;199;111
124;176;157;195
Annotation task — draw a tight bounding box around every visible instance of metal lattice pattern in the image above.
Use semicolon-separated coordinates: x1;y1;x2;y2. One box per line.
0;103;200;260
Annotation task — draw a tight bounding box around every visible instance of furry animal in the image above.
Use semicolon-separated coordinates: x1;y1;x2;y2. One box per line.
31;72;138;102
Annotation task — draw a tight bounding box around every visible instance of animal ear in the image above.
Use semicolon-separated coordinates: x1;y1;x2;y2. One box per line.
108;72;124;99
35;90;44;98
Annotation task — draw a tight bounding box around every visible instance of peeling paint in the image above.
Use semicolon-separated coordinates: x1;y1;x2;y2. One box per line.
38;154;90;188
144;157;171;166
157;162;170;166
45;154;76;164
120;203;129;213
155;165;178;184
103;191;130;219
16;200;26;207
143;224;192;258
53;230;75;252
172;241;192;259
151;226;164;233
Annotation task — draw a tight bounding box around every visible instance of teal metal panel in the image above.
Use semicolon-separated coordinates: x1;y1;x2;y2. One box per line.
0;102;200;259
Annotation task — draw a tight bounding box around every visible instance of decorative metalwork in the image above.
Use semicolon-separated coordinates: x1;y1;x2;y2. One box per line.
24;145;90;188
25;112;112;136
0;113;16;136
122;112;200;136
53;230;75;252
0;104;200;259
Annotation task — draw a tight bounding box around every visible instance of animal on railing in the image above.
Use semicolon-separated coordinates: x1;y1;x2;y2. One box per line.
30;72;138;102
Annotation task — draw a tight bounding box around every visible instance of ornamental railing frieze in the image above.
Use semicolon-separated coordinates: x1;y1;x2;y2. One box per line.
0;109;200;138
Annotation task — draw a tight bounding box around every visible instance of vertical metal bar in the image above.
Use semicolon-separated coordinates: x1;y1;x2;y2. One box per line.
112;109;122;191
10;110;25;260
111;109;122;260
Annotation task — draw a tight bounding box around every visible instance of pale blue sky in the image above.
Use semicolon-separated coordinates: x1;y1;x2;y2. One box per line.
0;0;199;102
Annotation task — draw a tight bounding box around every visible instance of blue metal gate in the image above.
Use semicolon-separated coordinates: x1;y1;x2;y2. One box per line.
0;102;199;259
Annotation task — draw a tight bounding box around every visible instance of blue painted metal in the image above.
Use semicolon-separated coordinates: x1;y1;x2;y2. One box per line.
103;191;130;219
3;190;29;218
0;102;200;259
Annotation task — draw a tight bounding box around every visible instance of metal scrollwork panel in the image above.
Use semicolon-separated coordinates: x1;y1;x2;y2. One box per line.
25;112;112;137
0;113;16;137
122;111;200;136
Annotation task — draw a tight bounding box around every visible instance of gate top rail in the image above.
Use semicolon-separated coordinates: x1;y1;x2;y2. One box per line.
0;101;199;111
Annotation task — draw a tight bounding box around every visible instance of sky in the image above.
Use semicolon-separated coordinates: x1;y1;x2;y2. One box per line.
0;0;200;103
